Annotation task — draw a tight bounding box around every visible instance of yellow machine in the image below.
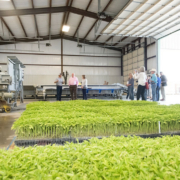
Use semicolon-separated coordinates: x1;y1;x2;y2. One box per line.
0;100;11;113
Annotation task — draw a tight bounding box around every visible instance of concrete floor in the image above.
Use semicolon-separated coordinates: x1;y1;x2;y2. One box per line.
0;101;31;149
0;95;180;149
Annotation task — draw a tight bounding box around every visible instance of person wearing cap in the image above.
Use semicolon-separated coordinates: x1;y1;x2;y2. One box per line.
160;72;167;101
150;69;157;101
68;73;79;100
54;73;64;101
156;73;161;101
133;66;147;100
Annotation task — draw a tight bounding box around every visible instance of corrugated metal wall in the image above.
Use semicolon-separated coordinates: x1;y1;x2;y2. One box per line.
123;47;144;90
0;39;123;85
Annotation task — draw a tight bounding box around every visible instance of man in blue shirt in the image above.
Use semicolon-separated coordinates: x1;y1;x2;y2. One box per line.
150;69;157;101
156;74;161;101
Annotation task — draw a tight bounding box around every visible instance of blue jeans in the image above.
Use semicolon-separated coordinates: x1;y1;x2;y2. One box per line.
82;89;87;100
151;83;157;101
56;86;62;101
129;86;134;100
144;89;147;101
156;87;160;101
126;87;130;99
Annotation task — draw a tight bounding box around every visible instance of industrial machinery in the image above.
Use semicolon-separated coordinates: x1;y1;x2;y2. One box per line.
0;56;25;112
35;84;128;100
23;85;36;99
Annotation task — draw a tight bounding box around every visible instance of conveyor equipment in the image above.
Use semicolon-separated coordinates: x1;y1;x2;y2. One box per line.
0;56;25;112
35;84;128;100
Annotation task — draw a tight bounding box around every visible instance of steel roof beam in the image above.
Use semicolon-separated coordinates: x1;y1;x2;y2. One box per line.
0;34;121;51
60;0;70;35
82;0;113;40
0;17;14;37
31;0;39;37
102;0;134;34
0;6;112;22
95;0;134;43
112;36;129;46
11;0;27;37
49;0;52;36
65;0;74;24
73;0;93;37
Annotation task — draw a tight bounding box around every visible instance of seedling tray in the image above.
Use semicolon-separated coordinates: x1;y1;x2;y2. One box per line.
14;132;180;147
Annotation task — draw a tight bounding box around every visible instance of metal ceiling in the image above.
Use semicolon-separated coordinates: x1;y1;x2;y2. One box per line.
103;0;180;40
0;0;179;50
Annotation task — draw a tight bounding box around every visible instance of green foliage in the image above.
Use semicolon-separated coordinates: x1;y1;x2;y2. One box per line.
1;136;180;179
12;100;180;139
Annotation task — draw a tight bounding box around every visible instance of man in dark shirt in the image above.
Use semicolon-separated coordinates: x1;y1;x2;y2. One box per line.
127;73;134;100
160;72;167;101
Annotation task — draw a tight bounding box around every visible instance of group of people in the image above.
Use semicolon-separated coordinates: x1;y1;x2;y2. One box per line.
126;66;167;101
55;67;167;102
54;73;88;101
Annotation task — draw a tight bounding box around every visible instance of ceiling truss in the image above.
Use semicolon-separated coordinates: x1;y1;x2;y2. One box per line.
0;0;179;49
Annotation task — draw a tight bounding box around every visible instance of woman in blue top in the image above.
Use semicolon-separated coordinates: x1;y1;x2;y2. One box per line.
150;69;157;101
156;74;161;101
127;73;134;100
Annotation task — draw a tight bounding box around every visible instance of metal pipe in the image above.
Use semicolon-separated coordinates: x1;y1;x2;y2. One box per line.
0;41;47;45
0;49;44;52
0;36;43;39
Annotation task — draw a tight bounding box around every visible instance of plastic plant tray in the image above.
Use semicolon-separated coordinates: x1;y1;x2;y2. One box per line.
14;132;180;147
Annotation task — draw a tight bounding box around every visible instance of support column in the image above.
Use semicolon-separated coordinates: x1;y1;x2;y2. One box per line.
121;50;123;76
144;38;147;70
61;38;63;73
121;48;125;76
139;38;141;48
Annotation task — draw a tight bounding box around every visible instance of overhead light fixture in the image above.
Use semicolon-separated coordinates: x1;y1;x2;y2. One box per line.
77;44;82;48
62;25;70;32
0;0;11;1
46;43;51;47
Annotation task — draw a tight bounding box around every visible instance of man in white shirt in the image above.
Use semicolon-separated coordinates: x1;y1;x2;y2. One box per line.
133;67;147;100
54;73;64;101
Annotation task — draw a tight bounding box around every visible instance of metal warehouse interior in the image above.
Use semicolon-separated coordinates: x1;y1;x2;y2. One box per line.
0;0;180;179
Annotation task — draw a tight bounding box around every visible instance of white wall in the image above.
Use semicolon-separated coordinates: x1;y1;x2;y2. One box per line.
0;39;123;85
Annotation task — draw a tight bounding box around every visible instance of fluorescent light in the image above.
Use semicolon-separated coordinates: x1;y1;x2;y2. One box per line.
62;25;70;32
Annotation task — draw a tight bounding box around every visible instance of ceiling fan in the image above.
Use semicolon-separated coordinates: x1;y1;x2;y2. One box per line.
94;0;115;38
97;0;115;20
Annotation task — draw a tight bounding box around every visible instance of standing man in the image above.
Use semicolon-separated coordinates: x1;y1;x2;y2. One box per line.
54;73;64;101
160;72;167;101
69;73;79;100
127;73;134;100
150;69;157;101
156;74;161;101
133;67;147;101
